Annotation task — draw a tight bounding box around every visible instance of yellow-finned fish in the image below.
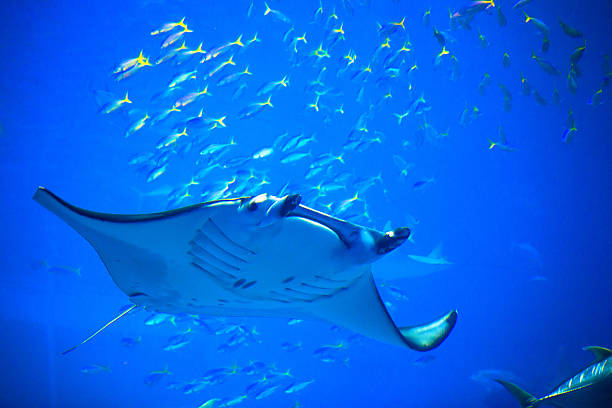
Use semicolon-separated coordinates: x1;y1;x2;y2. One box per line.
101;92;131;114
151;17;187;36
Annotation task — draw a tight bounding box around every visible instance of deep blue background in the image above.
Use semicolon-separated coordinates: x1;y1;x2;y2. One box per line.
1;0;611;407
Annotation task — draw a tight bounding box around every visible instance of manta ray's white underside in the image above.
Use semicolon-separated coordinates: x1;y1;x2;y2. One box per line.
34;187;457;351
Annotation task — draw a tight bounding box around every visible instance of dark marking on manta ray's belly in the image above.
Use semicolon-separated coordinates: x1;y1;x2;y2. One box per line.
129;292;148;298
107;239;168;283
233;278;246;288
282;276;295;284
242;280;257;289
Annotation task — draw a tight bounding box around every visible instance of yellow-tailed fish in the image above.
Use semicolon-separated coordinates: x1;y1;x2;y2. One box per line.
183;42;206;56
156;41;187;65
238;96;273;119
202;34;244;63
207;55;236;78
174;86;212;107
523;11;550;38
113;50;146;74
125;113;149;138
217;66;252;87
264;2;292;24
168;70;197;88
559;18;583;38
256;75;289;96
531;52;560;75
156;127;188;149
569;40;586;65
151;17;187;36
162;26;193;49
102;92;131;114
502;52;510;68
151;106;180;125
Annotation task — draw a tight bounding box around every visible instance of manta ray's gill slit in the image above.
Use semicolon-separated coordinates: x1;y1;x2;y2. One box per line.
286;281;354;302
301;282;339;291
205;218;256;256
233;278;246;287
267;291;292;303
284;287;324;302
190;240;241;272
281;276;295;283
193;229;248;264
313;274;351;284
191;260;237;282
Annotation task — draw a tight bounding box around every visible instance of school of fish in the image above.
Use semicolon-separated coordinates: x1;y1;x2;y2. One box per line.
76;0;610;406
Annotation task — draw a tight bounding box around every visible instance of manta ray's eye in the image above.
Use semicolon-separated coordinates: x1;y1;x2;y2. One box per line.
248;201;258;211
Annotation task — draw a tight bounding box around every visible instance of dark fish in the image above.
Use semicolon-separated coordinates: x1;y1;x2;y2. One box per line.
502;52;511;68
533;90;547;106
559;18;583;38
532;52;560;75
413;177;434;189
520;73;531;96
569;41;586;65
433;27;446;46
497;7;507;26
512;0;533;9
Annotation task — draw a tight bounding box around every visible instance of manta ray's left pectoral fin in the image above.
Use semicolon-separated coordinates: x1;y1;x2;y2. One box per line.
399;309;458;352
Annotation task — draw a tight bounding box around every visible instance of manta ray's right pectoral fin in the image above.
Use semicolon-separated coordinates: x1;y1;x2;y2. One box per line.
399;309;458;351
309;270;457;351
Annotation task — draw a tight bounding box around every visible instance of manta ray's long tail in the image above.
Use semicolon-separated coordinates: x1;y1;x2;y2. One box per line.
62;305;139;355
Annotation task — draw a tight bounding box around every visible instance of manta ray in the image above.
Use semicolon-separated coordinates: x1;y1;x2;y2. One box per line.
33;187;457;352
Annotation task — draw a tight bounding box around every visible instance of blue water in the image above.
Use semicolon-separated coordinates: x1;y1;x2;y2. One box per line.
2;0;612;407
